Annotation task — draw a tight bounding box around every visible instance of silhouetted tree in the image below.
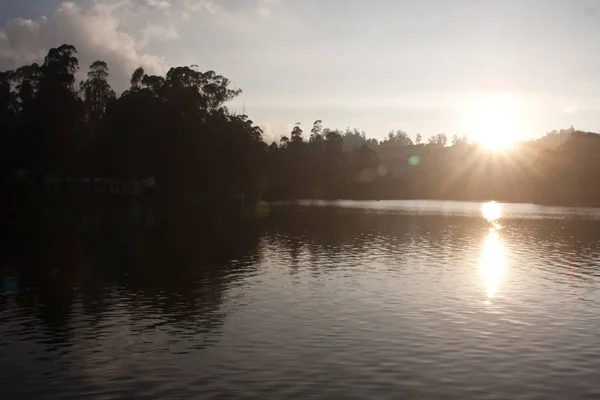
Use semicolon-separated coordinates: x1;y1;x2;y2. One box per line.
130;67;145;89
309;120;323;143
3;43;600;207
290;123;304;144
452;134;468;146
32;45;85;177
428;133;447;147
384;130;413;146
80;61;116;123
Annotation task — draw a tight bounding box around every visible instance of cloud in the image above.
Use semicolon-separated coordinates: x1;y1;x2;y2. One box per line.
257;0;280;17
146;0;171;10
258;7;271;16
182;0;221;16
260;121;286;143
138;23;179;48
0;0;187;91
0;0;286;92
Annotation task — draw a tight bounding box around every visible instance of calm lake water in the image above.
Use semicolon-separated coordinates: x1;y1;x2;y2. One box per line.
2;200;600;399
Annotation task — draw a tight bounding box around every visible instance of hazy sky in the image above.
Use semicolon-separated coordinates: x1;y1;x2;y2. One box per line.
1;0;599;142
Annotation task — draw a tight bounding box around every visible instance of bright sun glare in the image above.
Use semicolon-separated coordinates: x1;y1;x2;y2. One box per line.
481;201;501;222
468;96;524;150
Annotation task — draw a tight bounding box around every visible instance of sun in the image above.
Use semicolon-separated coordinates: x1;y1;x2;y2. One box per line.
467;95;524;150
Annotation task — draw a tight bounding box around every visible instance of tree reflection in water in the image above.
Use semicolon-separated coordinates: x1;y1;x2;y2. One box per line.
0;202;263;349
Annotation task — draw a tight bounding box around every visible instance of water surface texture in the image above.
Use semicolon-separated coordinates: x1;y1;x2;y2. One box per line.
2;200;600;399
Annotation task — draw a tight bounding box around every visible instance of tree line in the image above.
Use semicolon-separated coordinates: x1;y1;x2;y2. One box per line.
2;44;600;207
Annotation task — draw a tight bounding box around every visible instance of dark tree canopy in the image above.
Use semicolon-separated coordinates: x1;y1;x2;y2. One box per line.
2;43;600;208
81;60;116;123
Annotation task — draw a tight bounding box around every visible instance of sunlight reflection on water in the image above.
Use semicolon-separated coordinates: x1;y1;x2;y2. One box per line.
480;228;506;302
482;201;501;223
4;201;600;399
480;202;506;303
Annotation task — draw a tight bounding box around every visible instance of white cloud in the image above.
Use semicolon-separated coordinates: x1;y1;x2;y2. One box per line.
146;0;171;10
182;0;221;15
257;0;280;17
258;7;271;16
0;0;280;91
138;24;179;48
0;0;188;90
261;121;281;142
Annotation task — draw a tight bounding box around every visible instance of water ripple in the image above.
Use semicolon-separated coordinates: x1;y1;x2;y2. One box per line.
2;201;600;398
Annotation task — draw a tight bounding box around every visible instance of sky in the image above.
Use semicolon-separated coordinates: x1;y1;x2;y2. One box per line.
1;0;600;142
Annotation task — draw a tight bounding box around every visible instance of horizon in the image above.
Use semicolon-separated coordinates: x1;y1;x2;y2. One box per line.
2;0;600;142
4;3;600;398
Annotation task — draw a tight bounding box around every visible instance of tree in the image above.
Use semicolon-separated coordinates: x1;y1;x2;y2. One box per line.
290;123;303;144
452;134;468;146
130;67;144;89
350;144;379;173
324;128;343;154
162;66;241;112
384;130;413;146
41;44;79;90
395;130;413;146
31;45;84;176
342;128;369;151
310;120;323;142
80;61;116;123
141;74;165;95
7;43;600;207
0;71;17;176
12;64;42;111
437;133;448;146
0;70;16;124
428;133;448;146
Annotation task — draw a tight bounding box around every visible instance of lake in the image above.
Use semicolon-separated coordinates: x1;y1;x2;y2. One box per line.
2;200;600;399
